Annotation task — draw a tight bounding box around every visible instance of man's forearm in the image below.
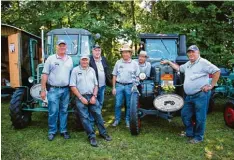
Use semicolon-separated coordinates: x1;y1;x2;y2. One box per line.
168;61;180;71
211;71;220;88
41;74;48;90
93;86;98;96
71;87;82;99
112;76;116;88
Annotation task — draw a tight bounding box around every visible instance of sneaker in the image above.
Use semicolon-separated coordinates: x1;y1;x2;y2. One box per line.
126;121;130;128
100;134;112;141
112;120;119;127
60;132;70;139
90;137;98;147
188;139;202;144
48;134;56;141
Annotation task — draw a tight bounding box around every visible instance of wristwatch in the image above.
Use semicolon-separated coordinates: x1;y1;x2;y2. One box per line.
41;88;46;92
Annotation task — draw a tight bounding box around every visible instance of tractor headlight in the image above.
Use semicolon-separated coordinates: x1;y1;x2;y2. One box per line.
28;76;34;83
139;73;146;81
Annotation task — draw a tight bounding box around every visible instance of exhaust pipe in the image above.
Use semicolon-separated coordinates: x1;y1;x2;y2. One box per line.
179;35;186;56
40;26;45;64
176;35;188;64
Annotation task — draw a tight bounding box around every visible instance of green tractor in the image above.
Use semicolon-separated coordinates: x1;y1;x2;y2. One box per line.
9;27;99;129
213;65;234;128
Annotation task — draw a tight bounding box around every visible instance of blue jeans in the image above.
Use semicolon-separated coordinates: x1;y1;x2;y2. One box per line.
75;95;107;139
181;91;210;141
47;87;70;134
89;85;106;125
114;83;133;123
97;85;106;110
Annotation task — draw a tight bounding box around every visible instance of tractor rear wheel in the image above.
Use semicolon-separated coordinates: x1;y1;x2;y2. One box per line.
9;88;31;129
130;92;141;135
223;101;234;128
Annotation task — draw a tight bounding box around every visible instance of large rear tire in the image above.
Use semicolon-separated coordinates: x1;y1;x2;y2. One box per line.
130;92;141;135
223;101;234;128
9;88;31;129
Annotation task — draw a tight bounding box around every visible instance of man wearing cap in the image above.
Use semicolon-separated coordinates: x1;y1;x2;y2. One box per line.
138;50;151;78
89;44;112;112
112;44;140;128
70;55;112;147
41;40;73;141
161;45;220;144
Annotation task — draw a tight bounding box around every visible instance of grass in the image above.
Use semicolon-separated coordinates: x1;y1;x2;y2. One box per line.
1;96;234;160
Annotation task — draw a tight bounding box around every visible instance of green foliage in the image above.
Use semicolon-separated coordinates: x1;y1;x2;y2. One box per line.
1;1;234;68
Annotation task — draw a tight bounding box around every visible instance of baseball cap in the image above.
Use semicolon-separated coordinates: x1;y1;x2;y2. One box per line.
187;45;199;52
93;44;101;49
57;40;67;45
80;54;90;60
139;50;148;57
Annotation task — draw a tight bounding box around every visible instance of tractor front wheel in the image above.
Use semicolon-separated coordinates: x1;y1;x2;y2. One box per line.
130;92;141;135
223;101;234;128
9;88;31;129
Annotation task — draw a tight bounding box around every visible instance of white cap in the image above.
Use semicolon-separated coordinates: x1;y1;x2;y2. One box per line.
57;40;67;45
139;50;148;57
80;54;90;60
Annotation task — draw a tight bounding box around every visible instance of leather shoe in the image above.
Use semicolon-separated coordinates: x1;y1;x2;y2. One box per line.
100;134;112;141
60;132;70;139
48;134;56;141
90;137;98;147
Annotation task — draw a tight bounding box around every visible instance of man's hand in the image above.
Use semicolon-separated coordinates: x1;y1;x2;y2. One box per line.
40;91;46;100
201;85;212;92
160;60;170;65
160;60;180;71
89;96;96;105
112;88;116;96
80;97;89;105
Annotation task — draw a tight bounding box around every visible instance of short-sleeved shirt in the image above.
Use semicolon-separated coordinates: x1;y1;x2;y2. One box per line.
95;58;106;87
69;66;98;95
139;61;151;77
42;54;73;86
112;59;140;83
179;57;220;95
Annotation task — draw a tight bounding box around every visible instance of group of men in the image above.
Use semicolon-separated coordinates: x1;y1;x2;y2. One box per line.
40;40;220;147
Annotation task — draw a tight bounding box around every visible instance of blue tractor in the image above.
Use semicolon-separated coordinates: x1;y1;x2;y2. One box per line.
129;34;189;135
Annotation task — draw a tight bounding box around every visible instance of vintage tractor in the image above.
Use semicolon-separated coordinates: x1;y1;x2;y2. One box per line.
213;65;234;128
9;27;99;129
129;34;188;135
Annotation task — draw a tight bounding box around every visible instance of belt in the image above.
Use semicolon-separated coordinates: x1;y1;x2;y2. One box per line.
81;93;93;96
116;82;132;86
187;90;202;96
50;85;69;88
